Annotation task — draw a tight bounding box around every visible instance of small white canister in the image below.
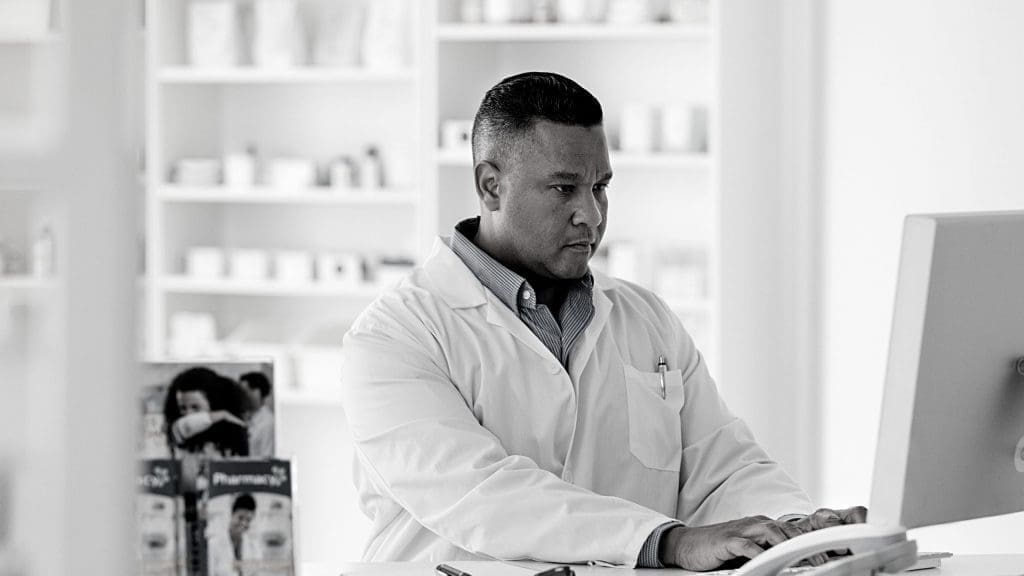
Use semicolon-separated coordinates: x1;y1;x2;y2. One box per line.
274;250;314;285
187;0;239;68
619;102;654;153
230;249;270;282
185;247;226;279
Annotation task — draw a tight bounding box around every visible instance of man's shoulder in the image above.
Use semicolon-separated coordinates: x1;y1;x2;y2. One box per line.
593;269;671;311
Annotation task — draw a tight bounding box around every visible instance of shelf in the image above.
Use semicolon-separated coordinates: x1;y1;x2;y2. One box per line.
437;148;711;170
0;32;59;45
0;276;56;291
437;23;710;42
156;276;391;299
157;67;417;85
155;185;420;206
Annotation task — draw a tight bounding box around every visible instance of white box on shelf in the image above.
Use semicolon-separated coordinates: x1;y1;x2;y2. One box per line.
224;151;257;187
556;0;589;23
656;263;706;301
362;0;406;70
174;158;221;186
607;242;642;284
168;312;220;358
668;0;709;24
606;0;651;24
312;2;363;67
230;249;271;282
660;103;694;153
328;157;357;190
253;0;302;68
619;103;654;153
315;253;363;287
266;158;317;189
274;251;314;285
0;0;51;38
441;120;474;152
187;0;239;68
372;257;415;287
185;247;226;279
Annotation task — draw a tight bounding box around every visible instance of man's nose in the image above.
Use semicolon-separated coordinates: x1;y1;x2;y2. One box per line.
571;190;604;229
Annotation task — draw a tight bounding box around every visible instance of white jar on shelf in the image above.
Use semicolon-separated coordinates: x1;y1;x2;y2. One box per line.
619;102;654;153
253;0;303;68
187;0;239;68
274;251;314;285
660;103;694;153
230;249;271;282
185;247;225;279
224;149;257;187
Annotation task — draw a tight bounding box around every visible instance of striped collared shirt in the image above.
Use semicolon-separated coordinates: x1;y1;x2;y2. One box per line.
450;217;595;369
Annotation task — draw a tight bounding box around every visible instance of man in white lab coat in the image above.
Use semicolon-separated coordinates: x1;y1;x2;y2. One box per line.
340;72;865;569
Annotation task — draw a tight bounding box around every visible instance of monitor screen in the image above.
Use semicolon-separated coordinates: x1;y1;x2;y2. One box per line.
870;211;1024;529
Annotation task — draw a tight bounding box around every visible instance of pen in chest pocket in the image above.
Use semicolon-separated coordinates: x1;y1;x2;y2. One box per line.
657;355;668;399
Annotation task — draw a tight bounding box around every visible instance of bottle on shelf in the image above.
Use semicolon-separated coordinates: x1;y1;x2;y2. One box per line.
31;226;55;278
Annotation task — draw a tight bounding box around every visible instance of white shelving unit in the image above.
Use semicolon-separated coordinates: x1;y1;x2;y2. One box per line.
143;0;432;398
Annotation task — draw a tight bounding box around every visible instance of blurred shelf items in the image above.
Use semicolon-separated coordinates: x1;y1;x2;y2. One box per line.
142;0;718;405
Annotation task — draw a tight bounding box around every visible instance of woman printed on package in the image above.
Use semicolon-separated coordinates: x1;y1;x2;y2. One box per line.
163;367;250;459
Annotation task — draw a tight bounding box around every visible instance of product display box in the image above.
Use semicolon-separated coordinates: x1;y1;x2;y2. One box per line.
137;459;187;576
204;459;295;576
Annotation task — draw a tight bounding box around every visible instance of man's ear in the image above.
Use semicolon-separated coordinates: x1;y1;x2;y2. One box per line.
474;160;502;212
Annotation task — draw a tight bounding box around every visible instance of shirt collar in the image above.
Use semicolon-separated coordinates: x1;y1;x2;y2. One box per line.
450;217;594;313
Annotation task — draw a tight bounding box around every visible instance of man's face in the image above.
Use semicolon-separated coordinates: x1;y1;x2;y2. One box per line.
241;382;262;409
492;121;611;281
229;509;254;538
176;390;211;416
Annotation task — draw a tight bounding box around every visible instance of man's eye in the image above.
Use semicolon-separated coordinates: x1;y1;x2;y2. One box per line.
552;185;575;194
594;183;609;194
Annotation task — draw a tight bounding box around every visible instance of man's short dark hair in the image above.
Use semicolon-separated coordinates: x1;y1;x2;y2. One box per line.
239;371;271;400
471;72;603;165
233;493;256;513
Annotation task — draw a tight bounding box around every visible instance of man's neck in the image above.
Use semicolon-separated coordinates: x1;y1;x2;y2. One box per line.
474;224;572;313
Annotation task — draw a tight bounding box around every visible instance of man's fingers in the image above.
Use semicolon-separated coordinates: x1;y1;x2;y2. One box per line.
743;522;789;547
811;509;843;530
840;506;868;524
727;537;766;560
777;521;804;541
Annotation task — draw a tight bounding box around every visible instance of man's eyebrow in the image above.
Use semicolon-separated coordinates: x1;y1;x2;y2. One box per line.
598;171;614;182
547;171;582;181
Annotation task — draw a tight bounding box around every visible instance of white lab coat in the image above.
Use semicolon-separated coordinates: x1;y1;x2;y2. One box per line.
340;238;813;566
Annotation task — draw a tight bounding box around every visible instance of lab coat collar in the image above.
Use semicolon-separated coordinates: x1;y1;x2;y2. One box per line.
423;236;622;310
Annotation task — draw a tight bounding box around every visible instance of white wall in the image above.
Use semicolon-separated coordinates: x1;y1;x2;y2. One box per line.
822;0;1024;552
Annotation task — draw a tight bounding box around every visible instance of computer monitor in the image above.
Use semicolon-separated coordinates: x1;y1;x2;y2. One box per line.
869;211;1024;529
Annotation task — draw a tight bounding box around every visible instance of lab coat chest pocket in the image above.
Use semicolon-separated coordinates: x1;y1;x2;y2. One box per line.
623;364;685;471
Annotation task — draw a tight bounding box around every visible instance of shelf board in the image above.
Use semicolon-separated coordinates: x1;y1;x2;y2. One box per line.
155;185;420;206
157;67;417;85
437;148;711;170
437;23;710;42
0;32;59;44
0;276;55;291
157;276;391;298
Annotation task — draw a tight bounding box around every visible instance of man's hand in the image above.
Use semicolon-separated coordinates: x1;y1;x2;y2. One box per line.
659;507;869;571
659;516;806;571
791;506;868;533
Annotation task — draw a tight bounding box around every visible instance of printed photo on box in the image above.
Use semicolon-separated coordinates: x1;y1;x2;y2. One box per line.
140;361;277;490
205;460;295;576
